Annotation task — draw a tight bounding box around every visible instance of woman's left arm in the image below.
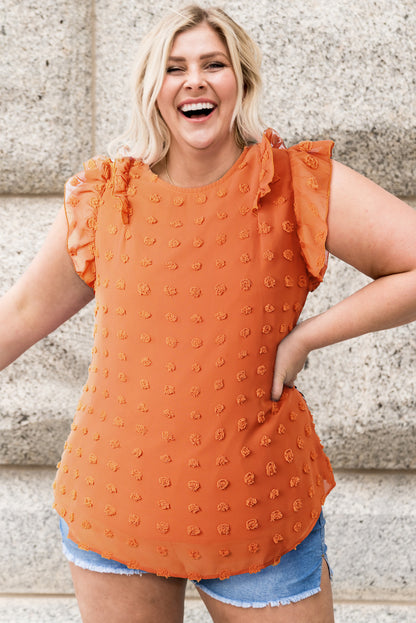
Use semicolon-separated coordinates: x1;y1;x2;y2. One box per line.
272;160;416;400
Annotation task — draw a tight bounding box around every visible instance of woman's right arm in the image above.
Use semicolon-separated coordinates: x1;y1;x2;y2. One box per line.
0;206;95;371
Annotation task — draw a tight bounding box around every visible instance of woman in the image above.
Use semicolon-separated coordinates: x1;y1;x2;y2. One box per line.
1;5;415;623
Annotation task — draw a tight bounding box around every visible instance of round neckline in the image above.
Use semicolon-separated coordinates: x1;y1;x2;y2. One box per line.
143;145;253;193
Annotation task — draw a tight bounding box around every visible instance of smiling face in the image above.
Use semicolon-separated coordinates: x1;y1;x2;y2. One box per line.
156;22;239;156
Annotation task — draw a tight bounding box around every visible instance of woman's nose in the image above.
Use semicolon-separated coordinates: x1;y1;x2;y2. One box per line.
184;68;206;90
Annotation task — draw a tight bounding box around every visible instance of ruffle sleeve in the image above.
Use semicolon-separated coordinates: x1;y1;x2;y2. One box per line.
64;157;112;288
252;128;286;214
287;140;334;291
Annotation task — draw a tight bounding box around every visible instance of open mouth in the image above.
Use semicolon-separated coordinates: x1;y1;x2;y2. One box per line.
179;102;216;119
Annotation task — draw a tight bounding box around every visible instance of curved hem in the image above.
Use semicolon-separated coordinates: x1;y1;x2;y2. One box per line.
194;583;321;609
55;489;335;580
61;542;144;576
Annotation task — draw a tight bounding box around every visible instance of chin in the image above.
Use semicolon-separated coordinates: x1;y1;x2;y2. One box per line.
183;129;232;151
189;138;217;151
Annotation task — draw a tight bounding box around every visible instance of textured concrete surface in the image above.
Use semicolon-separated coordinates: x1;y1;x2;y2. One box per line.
334;603;416;623
0;599;82;623
258;0;416;195
94;0;416;194
300;254;416;470
1;467;415;601
0;198;93;465
0;0;93;194
0;468;71;594
324;472;416;601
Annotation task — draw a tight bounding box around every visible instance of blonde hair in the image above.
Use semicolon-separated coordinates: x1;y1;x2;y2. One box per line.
108;4;264;163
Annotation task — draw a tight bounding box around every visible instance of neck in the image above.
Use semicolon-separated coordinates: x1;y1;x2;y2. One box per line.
162;140;243;188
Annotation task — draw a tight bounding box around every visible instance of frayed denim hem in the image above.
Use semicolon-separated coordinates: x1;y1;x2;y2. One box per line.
61;542;144;576
194;583;322;609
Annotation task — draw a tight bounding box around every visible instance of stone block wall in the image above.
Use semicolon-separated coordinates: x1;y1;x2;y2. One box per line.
1;1;415;621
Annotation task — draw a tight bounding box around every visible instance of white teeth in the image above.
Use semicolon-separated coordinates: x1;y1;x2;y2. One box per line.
180;102;215;113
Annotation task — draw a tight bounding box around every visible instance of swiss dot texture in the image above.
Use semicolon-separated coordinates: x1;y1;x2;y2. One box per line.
56;129;335;580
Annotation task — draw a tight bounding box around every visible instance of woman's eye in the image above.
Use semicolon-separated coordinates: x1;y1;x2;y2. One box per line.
166;61;227;74
207;62;225;70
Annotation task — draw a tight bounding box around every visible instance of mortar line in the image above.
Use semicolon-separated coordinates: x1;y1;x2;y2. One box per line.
0;593;75;599
0;465;57;472
91;0;97;155
333;467;416;477
333;598;416;607
0;194;63;200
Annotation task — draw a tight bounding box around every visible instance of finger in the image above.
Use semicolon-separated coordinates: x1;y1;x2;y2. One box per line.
272;372;297;401
271;375;284;402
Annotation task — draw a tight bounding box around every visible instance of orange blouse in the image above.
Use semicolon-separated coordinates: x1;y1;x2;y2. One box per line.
53;129;335;580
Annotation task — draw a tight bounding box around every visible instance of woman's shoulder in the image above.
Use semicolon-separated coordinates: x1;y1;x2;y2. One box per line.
261;128;334;158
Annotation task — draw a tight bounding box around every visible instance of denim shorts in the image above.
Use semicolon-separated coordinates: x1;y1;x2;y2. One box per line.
60;511;331;608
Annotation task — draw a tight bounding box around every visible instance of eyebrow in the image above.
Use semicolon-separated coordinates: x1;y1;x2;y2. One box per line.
167;52;229;62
